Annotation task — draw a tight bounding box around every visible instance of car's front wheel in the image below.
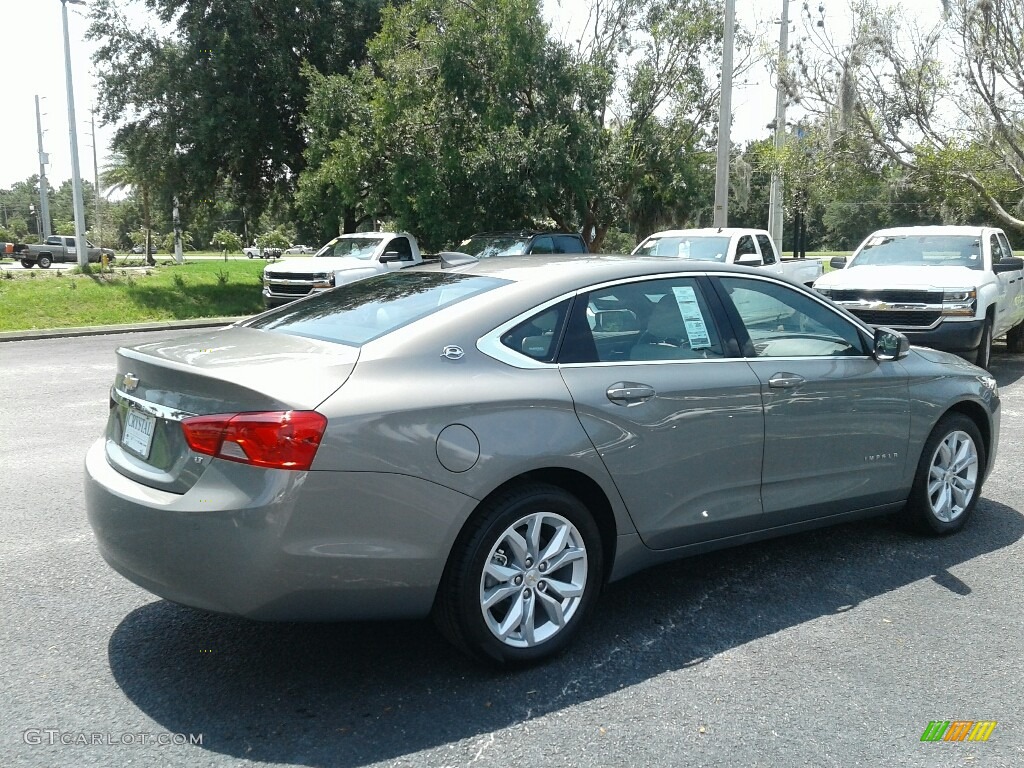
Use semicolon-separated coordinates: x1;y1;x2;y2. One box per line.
903;413;985;534
972;317;993;369
435;483;603;665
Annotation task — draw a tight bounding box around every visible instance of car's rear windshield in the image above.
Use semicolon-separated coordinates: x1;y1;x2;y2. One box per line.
243;271;509;346
633;235;730;261
851;235;983;269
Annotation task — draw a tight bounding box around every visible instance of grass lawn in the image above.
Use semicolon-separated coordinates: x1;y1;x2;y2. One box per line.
0;258;267;332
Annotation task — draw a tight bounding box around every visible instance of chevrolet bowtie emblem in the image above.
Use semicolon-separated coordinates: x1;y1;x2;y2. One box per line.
122;373;140;392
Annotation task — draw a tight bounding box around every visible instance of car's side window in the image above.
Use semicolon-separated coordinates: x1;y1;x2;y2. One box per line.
385;237;413;261
560;277;725;363
997;232;1015;263
499;300;571;363
755;234;777;265
720;277;867;358
555;235;587;254
531;236;555;255
990;234;1003;264
736;236;758;259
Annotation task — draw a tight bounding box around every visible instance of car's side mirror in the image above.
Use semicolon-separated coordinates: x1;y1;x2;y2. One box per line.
829;256;848;269
993;257;1023;273
873;327;910;362
735;253;762;267
380;250;405;263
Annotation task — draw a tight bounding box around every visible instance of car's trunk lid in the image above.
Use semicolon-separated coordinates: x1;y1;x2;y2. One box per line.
103;325;358;493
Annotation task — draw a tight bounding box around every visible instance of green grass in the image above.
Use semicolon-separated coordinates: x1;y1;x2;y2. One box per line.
0;260;267;331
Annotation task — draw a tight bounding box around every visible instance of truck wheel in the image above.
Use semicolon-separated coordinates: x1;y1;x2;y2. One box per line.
37;255;52;269
1006;322;1024;354
901;413;984;535
247;252;254;259
433;483;603;665
20;259;33;269
972;318;992;369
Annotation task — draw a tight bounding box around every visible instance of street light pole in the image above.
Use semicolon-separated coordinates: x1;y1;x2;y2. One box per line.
767;0;790;252
60;0;89;268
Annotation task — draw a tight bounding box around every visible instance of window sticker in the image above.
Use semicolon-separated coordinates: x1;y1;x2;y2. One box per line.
671;286;712;349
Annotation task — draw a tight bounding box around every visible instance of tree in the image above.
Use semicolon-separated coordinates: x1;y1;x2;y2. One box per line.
210;229;243;253
791;0;1024;235
103;141;160;265
88;0;391;227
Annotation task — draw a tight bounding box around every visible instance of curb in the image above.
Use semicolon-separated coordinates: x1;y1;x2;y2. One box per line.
0;316;250;343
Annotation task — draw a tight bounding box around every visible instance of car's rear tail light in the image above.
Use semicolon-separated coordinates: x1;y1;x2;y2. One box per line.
181;411;327;470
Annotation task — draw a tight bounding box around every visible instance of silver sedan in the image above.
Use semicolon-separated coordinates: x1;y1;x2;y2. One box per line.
85;256;1000;664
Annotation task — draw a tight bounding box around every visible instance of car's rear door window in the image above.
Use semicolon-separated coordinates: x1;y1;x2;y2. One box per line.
560;277;725;363
245;271;508;346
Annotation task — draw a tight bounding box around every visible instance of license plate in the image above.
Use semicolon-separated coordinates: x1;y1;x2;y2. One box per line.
122;409;157;458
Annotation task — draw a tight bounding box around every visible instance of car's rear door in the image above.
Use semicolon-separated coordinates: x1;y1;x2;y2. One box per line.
557;274;765;550
712;274;911;525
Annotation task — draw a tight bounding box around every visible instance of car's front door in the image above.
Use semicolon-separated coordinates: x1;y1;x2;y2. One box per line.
557;275;765;550
990;231;1024;335
715;275;911;525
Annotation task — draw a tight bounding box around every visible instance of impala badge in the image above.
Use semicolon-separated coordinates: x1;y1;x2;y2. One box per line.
122;373;140;392
441;345;465;360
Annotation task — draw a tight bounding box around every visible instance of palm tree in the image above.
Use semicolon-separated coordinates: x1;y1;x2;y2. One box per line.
102;152;157;266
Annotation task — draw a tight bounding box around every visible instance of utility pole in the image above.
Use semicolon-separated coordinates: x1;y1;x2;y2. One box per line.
768;0;790;252
35;95;53;240
91;107;101;248
173;196;183;264
61;0;89;268
713;0;736;228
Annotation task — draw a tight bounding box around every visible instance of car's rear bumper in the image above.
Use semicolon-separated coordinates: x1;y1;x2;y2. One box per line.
84;438;478;621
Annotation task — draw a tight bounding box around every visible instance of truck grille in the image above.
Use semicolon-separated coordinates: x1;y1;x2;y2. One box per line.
265;272;321;281
270;284;313;296
848;309;941;328
829;289;941;303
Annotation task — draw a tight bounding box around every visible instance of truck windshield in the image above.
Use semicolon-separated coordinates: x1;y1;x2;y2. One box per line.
632;236;730;261
315;236;385;260
851;235;983;270
244;271;509;346
457;235;532;258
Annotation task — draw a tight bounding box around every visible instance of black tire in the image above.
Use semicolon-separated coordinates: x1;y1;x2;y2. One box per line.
434;483;603;665
1006;322;1024;354
20;259;33;269
37;255;52;269
247;252;254;259
971;317;992;369
902;413;985;535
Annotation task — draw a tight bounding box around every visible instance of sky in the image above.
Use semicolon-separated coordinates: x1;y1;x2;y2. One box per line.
0;0;813;193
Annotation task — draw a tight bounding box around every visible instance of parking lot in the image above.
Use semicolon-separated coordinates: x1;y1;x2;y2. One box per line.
2;331;1022;767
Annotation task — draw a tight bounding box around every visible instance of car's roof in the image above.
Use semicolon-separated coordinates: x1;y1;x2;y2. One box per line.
863;225;992;237
415;253;766;295
462;230;577;239
643;228;766;238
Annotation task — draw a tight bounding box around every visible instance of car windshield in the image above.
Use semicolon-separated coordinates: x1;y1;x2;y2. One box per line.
633;235;731;261
244;271;509;346
851;234;983;270
314;236;385;260
457;235;532;258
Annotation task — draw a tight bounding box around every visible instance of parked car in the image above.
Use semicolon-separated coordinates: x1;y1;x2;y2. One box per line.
631;228;824;286
244;245;282;260
283;244;315;255
262;231;426;308
85;257;999;665
16;235;116;268
814;225;1024;368
455;230;589;258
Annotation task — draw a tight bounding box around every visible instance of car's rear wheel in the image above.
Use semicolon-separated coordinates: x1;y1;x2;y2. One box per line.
903;413;985;534
434;483;602;665
37;255;52;269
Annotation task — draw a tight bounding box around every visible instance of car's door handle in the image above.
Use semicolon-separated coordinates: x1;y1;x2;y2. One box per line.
606;382;656;405
768;373;805;389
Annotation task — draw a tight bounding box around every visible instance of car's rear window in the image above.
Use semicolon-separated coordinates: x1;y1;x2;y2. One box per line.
244;271;508;346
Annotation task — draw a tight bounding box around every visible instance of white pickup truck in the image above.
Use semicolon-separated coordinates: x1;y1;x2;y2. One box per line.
631;227;824;287
262;231;425;308
814;225;1024;368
